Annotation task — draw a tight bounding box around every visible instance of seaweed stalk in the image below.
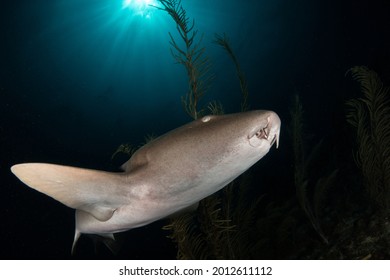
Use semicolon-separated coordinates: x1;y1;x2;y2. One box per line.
155;0;213;119
291;94;330;244
214;33;249;112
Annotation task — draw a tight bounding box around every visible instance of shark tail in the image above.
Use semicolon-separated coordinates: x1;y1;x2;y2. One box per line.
11;163;128;254
10;163;125;222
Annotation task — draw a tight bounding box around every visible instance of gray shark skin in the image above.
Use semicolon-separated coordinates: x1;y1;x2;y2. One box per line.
11;110;281;253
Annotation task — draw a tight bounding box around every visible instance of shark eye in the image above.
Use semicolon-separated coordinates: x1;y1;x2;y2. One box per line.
201;115;211;122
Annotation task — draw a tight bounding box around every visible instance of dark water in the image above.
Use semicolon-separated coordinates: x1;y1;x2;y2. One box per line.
1;0;389;259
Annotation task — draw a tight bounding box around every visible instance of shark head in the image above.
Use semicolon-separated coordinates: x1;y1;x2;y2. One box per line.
170;110;281;188
10;110;280;254
201;110;280;149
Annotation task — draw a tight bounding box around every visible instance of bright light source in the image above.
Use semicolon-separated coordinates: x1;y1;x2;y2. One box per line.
122;0;158;18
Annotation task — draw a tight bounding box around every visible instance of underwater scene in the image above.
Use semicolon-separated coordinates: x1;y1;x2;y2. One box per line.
1;0;390;259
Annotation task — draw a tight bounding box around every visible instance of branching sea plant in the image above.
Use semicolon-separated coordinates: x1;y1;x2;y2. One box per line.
290;94;334;244
214;33;249;112
346;66;390;213
155;0;214;119
207;100;225;115
111;143;136;160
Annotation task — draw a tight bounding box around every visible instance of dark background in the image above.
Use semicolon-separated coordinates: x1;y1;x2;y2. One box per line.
1;0;389;259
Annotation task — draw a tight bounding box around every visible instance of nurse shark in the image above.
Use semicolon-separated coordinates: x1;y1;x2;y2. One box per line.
11;110;281;253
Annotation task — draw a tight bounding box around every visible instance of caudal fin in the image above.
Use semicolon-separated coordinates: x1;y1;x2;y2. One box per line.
11;163;126;221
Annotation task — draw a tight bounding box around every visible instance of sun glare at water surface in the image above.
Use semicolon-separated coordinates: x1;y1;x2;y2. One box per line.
122;0;159;18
